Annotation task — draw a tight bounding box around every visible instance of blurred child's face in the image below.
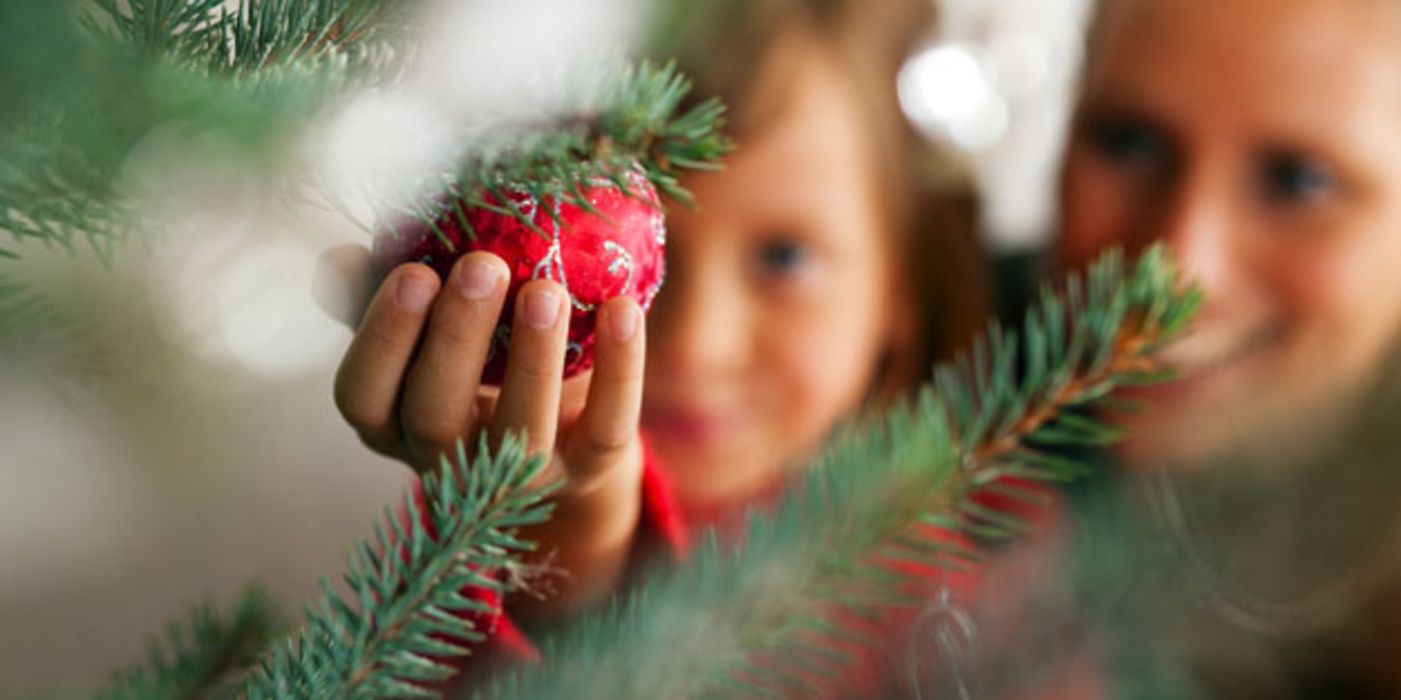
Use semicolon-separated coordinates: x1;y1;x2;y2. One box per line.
1060;0;1401;466
643;37;900;509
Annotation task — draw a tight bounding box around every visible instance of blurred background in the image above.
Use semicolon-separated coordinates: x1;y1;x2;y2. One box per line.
0;0;1087;694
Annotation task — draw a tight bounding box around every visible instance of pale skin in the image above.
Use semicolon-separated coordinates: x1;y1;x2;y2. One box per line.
1060;0;1401;468
333;29;903;621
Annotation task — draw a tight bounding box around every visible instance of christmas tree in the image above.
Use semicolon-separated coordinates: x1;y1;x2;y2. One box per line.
3;1;1209;698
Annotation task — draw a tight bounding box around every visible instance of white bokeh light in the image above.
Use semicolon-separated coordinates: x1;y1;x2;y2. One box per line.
210;242;344;379
898;45;1009;152
901;0;1092;249
987;32;1053;98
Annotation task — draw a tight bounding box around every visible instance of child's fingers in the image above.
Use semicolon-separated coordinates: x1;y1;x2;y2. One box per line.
400;253;510;467
491;279;570;457
334;264;440;457
565;298;645;491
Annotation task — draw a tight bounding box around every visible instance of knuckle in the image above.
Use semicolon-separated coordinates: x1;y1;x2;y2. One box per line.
362;314;408;348
514;358;561;383
402;411;469;453
506;341;564;382
403;406;473;453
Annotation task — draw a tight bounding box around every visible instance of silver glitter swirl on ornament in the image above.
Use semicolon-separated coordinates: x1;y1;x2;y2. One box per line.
641;273;664;313
530;197;596;313
649;206;666;247
603;240;634;295
514;189;539;220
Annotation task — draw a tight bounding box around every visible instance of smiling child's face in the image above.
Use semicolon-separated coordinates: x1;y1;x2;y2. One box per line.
1060;0;1401;466
642;34;901;510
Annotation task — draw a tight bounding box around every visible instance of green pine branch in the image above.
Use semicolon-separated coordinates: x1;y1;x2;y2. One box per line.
473;246;1200;700
82;0;229;62
236;435;558;699
0;275;102;388
82;0;405;75
407;60;733;248
93;587;281;700
208;0;407;74
96;247;1195;699
2;0;401;263
0;0;408;379
0;121;135;264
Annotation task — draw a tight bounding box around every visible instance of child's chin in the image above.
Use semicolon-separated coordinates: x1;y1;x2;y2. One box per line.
651;440;790;504
650;438;733;480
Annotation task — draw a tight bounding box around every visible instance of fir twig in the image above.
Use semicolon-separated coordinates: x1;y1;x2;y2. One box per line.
0;275;101;387
237;434;558;700
2;0;403;262
206;0;407;75
82;0;405;75
1;0;404;382
93;586;280;700
475;246;1201;699
408;60;733;240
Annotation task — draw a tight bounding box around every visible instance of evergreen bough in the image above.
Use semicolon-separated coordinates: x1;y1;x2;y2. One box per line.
93;246;1199;699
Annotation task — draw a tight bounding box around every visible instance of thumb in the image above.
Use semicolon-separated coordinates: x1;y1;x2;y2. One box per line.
313;243;376;329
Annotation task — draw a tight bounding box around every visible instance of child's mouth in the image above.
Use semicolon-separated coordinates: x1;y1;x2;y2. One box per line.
642;404;736;447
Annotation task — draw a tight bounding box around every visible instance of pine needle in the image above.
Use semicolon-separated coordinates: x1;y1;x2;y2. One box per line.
93;586;280;700
406;60;734;243
236;434;558;700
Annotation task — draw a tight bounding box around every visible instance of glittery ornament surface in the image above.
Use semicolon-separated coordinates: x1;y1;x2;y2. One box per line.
373;168;667;384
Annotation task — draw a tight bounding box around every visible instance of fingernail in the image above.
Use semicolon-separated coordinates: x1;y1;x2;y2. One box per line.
608;302;638;341
396;271;436;312
455;258;500;300
523;287;562;328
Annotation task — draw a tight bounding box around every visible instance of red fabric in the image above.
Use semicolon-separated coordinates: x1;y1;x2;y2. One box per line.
635;437;690;559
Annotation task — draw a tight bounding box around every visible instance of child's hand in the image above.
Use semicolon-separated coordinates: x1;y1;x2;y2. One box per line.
327;247;646;619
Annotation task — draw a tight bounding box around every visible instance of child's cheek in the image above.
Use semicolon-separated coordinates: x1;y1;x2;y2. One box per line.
761;277;888;453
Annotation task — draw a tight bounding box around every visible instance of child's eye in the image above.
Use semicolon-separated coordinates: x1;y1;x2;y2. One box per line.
755;237;812;278
1257;151;1335;205
1087;117;1174;176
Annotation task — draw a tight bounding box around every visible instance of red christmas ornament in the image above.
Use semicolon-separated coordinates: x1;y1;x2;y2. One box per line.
373;167;666;384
